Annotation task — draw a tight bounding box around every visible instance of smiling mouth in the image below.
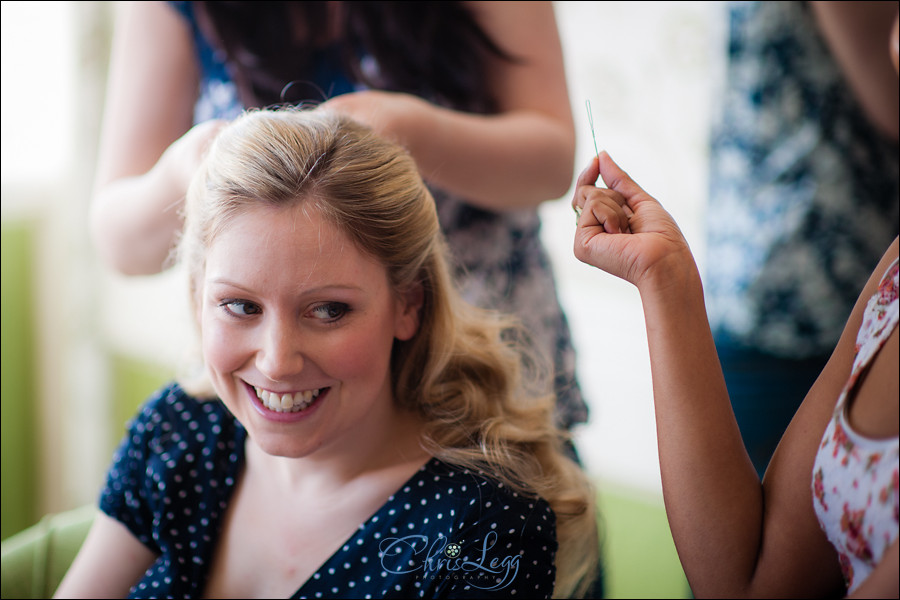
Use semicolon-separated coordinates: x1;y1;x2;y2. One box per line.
252;385;325;413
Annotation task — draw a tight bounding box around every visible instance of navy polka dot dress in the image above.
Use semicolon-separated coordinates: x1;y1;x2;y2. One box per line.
100;383;558;598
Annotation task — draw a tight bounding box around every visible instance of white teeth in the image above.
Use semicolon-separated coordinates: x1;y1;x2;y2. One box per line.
253;386;321;413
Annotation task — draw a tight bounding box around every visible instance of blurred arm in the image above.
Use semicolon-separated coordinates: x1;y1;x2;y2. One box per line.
324;1;576;210
416;1;576;209
810;1;900;140
89;1;201;275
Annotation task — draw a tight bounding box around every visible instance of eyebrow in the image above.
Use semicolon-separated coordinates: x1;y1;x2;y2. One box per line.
206;278;365;295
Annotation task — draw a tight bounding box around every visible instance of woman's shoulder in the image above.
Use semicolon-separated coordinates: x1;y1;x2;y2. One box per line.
100;382;245;564
371;458;557;597
415;458;557;549
130;380;222;421
121;382;242;458
418;458;553;508
166;1;194;24
103;381;244;500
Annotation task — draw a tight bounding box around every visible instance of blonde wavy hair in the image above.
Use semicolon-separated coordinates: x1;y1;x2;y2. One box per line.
179;107;598;597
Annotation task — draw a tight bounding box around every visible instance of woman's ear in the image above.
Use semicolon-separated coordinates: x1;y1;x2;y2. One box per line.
394;283;424;341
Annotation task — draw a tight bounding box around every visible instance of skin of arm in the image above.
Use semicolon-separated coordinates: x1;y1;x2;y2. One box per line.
53;512;157;598
91;1;575;275
572;153;898;597
321;1;576;211
809;1;900;141
90;1;216;275
848;538;899;599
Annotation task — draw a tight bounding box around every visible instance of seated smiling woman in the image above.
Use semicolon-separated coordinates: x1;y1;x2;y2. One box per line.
53;107;598;599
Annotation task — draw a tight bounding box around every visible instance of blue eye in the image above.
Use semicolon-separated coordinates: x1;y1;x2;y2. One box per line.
221;300;261;317
309;302;349;322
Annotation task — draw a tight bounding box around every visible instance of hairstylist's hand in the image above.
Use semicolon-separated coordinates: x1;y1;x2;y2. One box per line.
157;119;228;194
572;152;695;292
320;90;429;149
90;118;228;275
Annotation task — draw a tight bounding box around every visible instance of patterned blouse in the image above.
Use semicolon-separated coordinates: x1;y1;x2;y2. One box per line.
705;1;900;358
812;257;899;594
100;383;558;598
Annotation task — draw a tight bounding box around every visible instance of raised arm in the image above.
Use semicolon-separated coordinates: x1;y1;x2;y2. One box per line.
90;1;221;275
572;153;855;597
321;1;576;210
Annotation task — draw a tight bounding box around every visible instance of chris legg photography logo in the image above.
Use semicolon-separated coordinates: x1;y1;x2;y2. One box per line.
379;531;521;591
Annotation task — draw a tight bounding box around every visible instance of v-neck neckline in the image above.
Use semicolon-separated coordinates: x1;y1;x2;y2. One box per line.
288;457;441;597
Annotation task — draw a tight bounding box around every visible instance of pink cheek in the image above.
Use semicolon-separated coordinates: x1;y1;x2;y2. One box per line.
201;314;252;376
326;327;393;378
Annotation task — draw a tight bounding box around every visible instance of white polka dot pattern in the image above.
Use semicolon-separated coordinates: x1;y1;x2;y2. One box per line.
100;383;558;598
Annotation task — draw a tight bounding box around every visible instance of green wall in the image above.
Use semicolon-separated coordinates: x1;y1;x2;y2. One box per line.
108;352;173;452
1;217;173;540
1;220;39;540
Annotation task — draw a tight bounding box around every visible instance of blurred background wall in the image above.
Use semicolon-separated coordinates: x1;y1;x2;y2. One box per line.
1;2;727;596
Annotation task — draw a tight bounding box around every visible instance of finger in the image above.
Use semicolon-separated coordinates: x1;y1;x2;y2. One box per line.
574;156;601;190
597;151;652;207
575;190;629;233
575;185;628;215
584;194;632;234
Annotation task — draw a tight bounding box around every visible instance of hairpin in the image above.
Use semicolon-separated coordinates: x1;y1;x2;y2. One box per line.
575;99;601;224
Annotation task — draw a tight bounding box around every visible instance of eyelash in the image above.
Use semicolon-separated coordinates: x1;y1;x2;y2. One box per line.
309;302;350;322
219;299;261;318
218;300;350;323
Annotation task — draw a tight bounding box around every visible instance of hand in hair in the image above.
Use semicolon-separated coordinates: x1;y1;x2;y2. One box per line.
320;90;429;147
91;117;227;275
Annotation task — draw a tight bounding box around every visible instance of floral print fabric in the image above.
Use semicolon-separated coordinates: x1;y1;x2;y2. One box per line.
812;258;899;593
705;1;900;359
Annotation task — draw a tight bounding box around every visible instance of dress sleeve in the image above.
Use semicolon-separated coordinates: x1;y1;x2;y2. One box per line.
441;483;557;599
98;384;181;553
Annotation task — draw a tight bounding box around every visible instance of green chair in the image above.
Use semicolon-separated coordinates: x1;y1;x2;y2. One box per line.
1;487;688;599
0;504;95;599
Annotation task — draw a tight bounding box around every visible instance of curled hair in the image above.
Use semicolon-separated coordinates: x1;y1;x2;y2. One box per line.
179;107;598;597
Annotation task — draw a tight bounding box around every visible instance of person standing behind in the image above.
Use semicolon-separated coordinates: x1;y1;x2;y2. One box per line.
89;0;589;446
704;1;900;477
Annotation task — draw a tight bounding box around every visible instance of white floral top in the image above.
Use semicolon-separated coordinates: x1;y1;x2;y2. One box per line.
812;257;899;594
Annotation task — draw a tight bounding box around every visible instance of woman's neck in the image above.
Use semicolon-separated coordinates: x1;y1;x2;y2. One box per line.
244;405;429;496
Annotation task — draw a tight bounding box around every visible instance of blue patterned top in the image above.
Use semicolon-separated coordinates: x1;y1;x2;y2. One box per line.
705;1;900;358
100;383;558;598
167;1;587;430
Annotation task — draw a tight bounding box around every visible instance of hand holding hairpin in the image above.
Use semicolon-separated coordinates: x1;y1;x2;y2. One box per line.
574;100;602;224
573;101;633;234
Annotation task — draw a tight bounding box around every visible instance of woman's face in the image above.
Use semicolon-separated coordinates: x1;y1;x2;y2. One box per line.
198;202;421;459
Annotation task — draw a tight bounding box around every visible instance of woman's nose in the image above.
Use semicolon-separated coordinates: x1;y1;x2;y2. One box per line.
256;318;305;382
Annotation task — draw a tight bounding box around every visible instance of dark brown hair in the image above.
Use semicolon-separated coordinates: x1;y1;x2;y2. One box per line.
193;1;517;113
